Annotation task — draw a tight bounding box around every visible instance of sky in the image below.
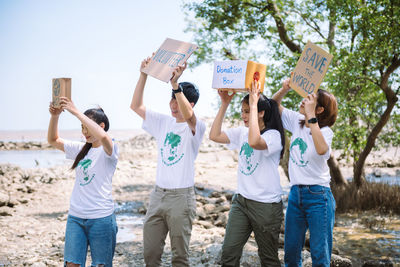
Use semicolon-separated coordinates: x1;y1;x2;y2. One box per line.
0;0;216;131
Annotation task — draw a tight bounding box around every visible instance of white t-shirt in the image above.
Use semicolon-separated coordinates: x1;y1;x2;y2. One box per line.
281;108;333;187
225;126;283;203
64;140;118;219
142;109;206;189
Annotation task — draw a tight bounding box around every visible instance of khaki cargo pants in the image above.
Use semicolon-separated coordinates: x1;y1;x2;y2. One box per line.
221;193;283;267
143;186;196;267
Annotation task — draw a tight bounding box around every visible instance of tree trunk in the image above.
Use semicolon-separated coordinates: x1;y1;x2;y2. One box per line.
353;90;398;187
328;153;347;186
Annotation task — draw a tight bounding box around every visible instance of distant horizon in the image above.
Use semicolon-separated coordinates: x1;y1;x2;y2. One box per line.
0;128;146;142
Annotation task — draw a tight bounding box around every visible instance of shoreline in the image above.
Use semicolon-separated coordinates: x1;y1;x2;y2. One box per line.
0;129;146;142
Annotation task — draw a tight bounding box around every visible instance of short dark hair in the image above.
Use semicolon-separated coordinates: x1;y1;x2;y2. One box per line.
171;82;199;105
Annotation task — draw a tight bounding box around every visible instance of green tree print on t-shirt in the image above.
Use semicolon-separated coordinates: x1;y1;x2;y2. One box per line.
290;137;309;167
161;132;184;166
239;143;259;175
77;159;95;186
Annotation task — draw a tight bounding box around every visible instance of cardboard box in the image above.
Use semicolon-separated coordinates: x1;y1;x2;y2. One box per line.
141;38;198;83
212;60;266;92
290;41;333;98
52;78;71;108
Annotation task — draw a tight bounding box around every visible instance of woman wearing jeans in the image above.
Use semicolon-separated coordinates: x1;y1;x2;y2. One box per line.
48;97;118;267
273;79;338;267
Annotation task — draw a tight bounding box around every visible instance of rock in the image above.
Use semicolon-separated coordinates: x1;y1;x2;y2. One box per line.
138;206;147;214
362;259;394;267
214;212;228;227
0;191;9;206
196;220;214;229
203;203;216;214
331;254;352;266
214;204;230;213
210;191;222;198
373;168;382;177
0;206;13;216
223;191;234;201
196;206;207;220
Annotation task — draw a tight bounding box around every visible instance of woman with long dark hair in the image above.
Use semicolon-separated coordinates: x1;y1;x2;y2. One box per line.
210;81;285;266
47;96;118;267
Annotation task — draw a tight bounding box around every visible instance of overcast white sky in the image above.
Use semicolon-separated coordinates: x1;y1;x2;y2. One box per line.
0;0;216;131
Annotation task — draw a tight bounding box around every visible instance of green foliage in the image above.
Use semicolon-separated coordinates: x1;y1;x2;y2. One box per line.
183;0;400;165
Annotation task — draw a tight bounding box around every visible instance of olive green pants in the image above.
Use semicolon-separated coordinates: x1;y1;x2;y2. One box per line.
221;193;283;267
143;186;196;267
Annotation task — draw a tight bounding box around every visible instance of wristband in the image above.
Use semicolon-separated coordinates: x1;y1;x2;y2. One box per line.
308;117;318;124
172;85;182;94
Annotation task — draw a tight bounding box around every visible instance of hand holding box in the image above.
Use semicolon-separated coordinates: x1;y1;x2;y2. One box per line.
212;60;267;92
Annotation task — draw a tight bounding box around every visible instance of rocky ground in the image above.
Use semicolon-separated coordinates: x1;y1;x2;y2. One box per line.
0;133;399;266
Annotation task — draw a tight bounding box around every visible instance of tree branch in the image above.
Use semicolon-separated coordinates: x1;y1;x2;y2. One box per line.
381;56;400;91
292;9;326;41
265;0;302;54
355;76;380;87
327;8;336;51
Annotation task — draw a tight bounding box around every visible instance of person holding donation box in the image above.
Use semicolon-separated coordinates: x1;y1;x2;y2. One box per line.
130;56;206;267
272;78;338;267
47;97;118;267
209;81;285;267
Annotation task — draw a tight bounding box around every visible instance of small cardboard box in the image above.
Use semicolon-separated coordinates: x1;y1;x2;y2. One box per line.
52;78;71;108
212;60;266;92
290;41;333;98
141;38;198;83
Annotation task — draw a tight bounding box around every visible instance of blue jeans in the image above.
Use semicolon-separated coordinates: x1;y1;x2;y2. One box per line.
284;185;335;267
64;213;118;267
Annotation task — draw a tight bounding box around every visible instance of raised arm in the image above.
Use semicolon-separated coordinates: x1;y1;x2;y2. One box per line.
272;78;291;115
170;62;197;134
130;56;152;120
209;90;234;144
304;93;329;155
248;81;267;150
60;97;114;156
47;104;65;151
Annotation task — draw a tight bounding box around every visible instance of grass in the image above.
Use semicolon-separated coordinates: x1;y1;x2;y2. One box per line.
332;181;400;215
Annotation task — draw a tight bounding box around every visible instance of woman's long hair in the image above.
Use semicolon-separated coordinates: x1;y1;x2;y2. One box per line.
71;108;110;169
242;94;285;159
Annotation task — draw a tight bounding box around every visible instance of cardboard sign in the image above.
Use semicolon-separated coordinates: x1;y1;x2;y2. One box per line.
52;78;71;108
212;60;267;92
141;38;198;83
290;41;333;98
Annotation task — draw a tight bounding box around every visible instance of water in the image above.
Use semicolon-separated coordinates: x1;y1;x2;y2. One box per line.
366;174;400;185
0;150;69;168
334;212;400;265
116;214;144;243
115;201;145;244
345;174;400;186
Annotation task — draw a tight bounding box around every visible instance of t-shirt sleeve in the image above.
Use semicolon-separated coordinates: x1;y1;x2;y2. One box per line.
142;109;168;140
261;130;283;157
104;141;119;163
64;140;85;160
192;119;206;148
224;127;243;150
281;108;302;133
320;127;333;160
